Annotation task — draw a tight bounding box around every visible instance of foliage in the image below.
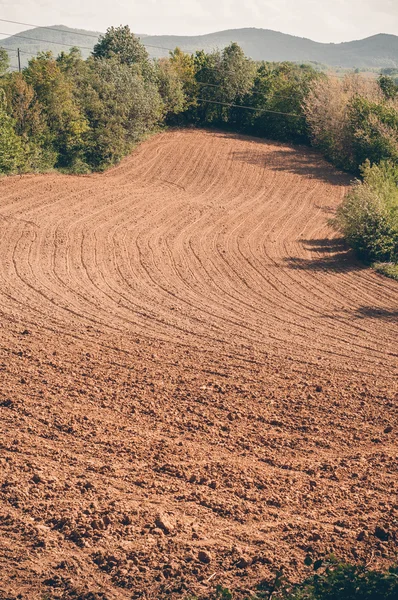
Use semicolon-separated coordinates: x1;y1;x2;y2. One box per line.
378;75;398;100
155;58;187;119
277;562;398;600
0;48;9;75
4;72;55;170
24;52;89;167
74;56;162;169
189;43;256;126
348;96;398;168
373;261;398;280
92;25;150;71
303;73;383;171
333;160;398;263
184;560;398;600
169;47;197;108
0;90;25;173
0;29;396;190
244;62;320;143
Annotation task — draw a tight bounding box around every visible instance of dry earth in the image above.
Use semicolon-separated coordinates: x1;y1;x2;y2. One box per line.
0;129;397;599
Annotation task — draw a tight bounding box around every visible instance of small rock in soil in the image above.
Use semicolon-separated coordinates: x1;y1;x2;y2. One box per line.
155;514;174;535
198;550;212;564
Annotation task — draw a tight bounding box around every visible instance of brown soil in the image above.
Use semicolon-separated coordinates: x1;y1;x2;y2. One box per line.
0;129;397;600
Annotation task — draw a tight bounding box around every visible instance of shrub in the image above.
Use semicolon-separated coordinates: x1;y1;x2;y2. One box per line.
185;561;398;600
333;160;398;263
348;96;398;168
0;90;25;173
279;562;398;600
303;74;383;171
244;62;320;143
373;262;398;280
74;57;163;170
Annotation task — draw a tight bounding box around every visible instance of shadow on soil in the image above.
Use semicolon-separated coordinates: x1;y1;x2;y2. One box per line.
355;306;398;320
284;238;364;273
211;131;351;186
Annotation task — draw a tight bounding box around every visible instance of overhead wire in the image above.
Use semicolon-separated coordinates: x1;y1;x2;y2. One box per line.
0;30;94;50
0;17;305;116
196;97;304;117
0;18;103;39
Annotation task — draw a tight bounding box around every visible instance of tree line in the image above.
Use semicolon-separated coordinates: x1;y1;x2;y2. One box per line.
0;25;397;269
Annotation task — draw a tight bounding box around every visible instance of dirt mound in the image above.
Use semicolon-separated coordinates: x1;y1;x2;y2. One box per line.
0;130;397;599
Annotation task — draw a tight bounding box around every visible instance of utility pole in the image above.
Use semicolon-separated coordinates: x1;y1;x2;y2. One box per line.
17;47;21;72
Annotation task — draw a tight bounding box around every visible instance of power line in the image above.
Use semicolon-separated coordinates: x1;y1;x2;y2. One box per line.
2;47;36;55
196;97;304;118
196;80;306;102
0;18;102;40
0;18;308;107
0;31;94;50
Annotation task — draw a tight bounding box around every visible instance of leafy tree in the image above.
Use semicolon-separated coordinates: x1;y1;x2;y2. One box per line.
303;73;383;171
188;43;255;126
333;160;398;263
4;72;55;170
0;89;25;173
378;75;398;100
0;48;9;75
169;47;197;108
155;58;186;119
191;49;222;123
244;62;319;142
24;52;88;167
75;57;162;169
92;25;150;71
349;96;398;167
56;46;84;75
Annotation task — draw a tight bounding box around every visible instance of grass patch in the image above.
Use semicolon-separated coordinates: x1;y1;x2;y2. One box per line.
373;262;398;280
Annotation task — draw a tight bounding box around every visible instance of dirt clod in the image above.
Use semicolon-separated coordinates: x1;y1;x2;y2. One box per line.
0;129;396;600
198;550;212;564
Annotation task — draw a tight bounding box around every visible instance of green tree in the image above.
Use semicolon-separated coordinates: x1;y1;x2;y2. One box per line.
378;75;398;100
56;47;84;75
349;96;398;167
24;52;88;167
155;58;186;119
245;62;320;143
334;160;398;263
191;49;222;123
4;72;55;170
92;25;150;70
169;47;197;108
0;48;9;75
188;43;255;126
0;89;25;174
75;57;162;169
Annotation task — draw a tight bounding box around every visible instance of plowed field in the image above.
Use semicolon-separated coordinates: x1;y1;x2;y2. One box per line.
0;129;397;599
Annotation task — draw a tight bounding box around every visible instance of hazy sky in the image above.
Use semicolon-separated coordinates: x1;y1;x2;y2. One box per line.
1;0;397;42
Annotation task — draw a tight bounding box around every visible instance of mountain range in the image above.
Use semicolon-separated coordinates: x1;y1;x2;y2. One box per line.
1;25;398;70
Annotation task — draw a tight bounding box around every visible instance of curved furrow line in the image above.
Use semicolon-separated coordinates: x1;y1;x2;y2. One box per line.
0;129;396;378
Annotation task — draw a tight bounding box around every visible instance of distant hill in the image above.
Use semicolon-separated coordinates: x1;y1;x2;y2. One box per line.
0;25;102;68
1;25;398;70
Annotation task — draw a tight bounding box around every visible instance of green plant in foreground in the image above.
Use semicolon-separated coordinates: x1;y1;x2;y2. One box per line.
333;160;398;264
373;262;398;280
184;559;398;600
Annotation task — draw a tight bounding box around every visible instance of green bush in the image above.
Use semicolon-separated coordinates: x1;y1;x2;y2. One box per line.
349;97;398;168
185;561;398;600
333;160;398;263
0;90;25;174
281;564;398;599
373;262;398;280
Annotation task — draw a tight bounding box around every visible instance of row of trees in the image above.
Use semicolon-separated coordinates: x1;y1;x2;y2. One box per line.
0;26;397;269
1;25;397;176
